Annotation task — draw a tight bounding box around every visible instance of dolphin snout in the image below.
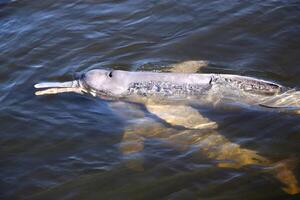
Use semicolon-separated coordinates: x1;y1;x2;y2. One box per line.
34;80;83;96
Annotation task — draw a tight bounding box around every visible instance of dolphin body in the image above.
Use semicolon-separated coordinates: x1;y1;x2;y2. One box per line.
35;67;300;195
35;69;286;108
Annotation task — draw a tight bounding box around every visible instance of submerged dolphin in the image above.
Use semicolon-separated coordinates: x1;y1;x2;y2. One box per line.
35;62;300;194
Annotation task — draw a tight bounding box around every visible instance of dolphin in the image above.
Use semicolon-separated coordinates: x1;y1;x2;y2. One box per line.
35;67;288;107
35;61;300;194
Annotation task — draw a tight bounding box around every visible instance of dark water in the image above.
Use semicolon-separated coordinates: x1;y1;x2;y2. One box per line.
1;0;300;199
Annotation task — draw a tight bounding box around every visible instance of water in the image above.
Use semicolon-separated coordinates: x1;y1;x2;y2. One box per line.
1;0;300;199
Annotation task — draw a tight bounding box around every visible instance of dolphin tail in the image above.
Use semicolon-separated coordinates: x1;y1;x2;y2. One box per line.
271;158;300;195
34;80;83;96
259;104;300;115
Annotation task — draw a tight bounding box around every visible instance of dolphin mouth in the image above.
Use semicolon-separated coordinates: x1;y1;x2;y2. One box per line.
34;79;85;96
34;77;115;99
79;79;119;100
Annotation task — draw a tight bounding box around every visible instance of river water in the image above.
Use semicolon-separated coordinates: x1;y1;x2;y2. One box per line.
1;0;300;199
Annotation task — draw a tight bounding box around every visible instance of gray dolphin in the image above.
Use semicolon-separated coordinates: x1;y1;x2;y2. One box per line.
35;68;288;108
34;62;300;194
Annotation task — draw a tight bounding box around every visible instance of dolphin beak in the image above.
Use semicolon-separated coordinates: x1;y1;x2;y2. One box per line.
34;80;84;96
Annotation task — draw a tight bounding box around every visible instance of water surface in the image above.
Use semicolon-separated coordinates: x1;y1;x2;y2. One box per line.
1;0;300;199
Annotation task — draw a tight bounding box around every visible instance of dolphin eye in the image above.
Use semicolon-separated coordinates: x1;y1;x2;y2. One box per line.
108;71;113;78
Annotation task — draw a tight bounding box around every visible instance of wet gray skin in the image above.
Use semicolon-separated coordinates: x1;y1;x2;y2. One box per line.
34;63;300;194
35;68;286;108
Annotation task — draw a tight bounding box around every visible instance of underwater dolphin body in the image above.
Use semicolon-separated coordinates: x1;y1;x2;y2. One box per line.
35;65;300;195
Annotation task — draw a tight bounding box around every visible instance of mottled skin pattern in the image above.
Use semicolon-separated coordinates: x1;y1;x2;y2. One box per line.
127;81;212;97
80;69;283;100
35;61;300;194
125;75;283;99
211;74;283;95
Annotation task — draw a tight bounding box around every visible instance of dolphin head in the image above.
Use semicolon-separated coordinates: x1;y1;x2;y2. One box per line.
81;69;129;98
35;69;129;99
